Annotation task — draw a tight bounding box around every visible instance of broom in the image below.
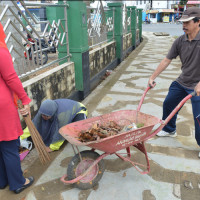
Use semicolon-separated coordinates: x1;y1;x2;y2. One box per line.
17;100;51;165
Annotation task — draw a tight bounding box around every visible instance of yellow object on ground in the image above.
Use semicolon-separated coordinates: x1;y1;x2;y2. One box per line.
50;140;65;151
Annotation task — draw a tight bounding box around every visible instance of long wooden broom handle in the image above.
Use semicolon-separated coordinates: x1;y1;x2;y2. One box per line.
17;100;29;117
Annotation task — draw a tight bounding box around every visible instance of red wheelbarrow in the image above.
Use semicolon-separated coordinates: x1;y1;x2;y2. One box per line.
59;87;195;190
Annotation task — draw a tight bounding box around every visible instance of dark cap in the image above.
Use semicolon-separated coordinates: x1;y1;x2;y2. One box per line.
179;7;200;22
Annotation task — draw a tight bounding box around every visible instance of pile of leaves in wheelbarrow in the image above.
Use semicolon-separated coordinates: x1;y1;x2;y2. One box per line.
78;121;144;142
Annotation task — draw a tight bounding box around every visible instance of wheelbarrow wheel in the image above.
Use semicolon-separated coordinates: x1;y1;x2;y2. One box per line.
67;150;105;190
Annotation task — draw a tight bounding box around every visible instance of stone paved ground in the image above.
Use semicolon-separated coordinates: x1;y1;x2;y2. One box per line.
1;31;200;200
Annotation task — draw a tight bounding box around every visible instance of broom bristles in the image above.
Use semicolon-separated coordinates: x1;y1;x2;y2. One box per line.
18;100;51;165
24;116;51;164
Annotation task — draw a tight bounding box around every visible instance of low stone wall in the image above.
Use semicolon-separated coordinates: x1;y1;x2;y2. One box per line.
22;62;75;116
136;29;140;44
89;41;116;79
123;33;132;51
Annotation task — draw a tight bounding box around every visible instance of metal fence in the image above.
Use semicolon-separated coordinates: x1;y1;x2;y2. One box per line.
87;1;115;49
87;2;132;50
123;4;131;35
0;0;70;79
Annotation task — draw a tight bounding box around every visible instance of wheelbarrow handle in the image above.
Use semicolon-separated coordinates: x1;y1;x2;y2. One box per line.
145;91;195;140
137;86;151;112
137;84;196;113
164;92;195;125
137;81;156;112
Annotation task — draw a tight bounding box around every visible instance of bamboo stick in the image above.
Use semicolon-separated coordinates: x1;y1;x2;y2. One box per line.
18;100;51;165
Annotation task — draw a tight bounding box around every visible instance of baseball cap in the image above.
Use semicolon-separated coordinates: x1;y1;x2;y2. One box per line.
178;7;200;22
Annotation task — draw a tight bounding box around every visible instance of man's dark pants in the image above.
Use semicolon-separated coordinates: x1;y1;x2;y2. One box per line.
162;81;200;146
0;138;25;190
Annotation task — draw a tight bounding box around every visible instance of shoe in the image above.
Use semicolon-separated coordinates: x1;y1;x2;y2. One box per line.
14;176;34;194
0;185;7;189
156;130;177;137
198;152;200;158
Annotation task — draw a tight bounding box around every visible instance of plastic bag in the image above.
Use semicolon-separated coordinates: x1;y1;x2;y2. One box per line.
20;138;32;151
121;123;137;132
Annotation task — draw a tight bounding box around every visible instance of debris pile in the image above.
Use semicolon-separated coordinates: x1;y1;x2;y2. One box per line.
78;121;122;142
78;121;144;142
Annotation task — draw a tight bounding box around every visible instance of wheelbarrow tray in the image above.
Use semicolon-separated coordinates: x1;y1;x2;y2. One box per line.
59;110;161;154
